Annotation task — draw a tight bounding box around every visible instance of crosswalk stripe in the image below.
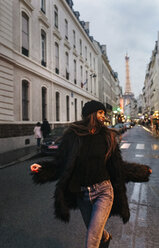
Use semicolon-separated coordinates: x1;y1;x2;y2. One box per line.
135;154;144;157
120;143;131;149
121;142;159;151
136;144;144;149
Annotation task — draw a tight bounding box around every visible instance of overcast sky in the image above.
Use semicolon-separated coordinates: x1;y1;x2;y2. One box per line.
73;0;159;98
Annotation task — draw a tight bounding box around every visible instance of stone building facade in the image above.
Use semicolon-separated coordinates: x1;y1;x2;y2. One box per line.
0;0;99;152
142;31;159;117
94;41;122;124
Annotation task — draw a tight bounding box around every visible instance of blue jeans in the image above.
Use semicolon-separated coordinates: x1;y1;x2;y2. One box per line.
37;138;41;147
77;180;114;248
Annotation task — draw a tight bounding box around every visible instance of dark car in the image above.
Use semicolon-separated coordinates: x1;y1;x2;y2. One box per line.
41;126;67;155
113;123;126;134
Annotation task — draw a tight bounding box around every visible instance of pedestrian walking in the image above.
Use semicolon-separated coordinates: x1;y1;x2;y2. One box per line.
33;122;42;148
155;120;159;136
30;100;152;248
41;119;51;138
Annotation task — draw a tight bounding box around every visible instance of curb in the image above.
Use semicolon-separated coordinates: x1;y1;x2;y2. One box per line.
0;151;39;169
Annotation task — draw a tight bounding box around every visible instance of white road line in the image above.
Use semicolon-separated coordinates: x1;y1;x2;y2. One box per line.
136;144;145;149
135;154;144;157
130;183;141;203
120;143;131;149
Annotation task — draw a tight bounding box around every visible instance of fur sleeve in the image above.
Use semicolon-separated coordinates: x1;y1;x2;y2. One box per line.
31;130;78;184
31;159;58;184
122;161;151;183
110;143;151;183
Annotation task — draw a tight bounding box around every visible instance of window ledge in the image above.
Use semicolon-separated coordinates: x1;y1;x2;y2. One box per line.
73;48;78;57
39;10;50;28
79;55;84;63
53;28;62;40
20;0;34;11
64;39;71;50
85;62;89;68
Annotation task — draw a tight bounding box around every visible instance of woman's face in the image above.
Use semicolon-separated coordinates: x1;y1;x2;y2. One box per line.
96;110;105;124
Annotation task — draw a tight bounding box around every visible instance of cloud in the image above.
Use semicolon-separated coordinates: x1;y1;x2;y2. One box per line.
73;0;159;97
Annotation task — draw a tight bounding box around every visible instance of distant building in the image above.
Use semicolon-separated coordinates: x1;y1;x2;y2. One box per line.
93;41;122;124
143;31;159;117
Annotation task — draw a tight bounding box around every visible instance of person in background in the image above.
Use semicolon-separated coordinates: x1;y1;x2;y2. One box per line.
30;100;152;248
155;120;159;136
41;119;51;138
33;122;42;148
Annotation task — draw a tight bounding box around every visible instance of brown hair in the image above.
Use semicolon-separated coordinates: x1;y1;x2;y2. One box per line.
68;112;117;161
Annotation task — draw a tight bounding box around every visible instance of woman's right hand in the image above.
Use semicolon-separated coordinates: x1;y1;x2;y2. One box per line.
30;163;42;173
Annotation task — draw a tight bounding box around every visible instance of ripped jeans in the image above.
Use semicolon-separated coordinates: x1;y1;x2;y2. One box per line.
77;180;114;248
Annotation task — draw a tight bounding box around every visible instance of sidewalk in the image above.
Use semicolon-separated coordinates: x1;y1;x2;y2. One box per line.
0;145;39;169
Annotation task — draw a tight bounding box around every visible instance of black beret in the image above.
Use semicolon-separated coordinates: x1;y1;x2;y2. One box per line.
82;100;106;117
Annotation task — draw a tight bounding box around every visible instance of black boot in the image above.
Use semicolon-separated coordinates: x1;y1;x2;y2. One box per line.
99;233;112;248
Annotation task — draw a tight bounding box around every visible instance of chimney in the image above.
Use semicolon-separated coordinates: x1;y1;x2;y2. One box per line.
84;22;89;31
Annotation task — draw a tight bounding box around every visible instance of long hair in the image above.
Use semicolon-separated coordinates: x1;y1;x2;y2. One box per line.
67;112;117;161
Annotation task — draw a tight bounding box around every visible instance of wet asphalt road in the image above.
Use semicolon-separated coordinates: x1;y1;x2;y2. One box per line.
0;125;159;248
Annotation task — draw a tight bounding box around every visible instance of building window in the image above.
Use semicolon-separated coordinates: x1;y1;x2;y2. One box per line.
65;19;68;40
42;87;47;120
55;42;59;74
73;30;76;48
74;60;76;84
54;5;58;28
86;71;88;91
94;57;96;70
75;98;77;121
94;77;96;95
56;92;60;121
41;29;46;67
90;52;92;67
41;0;46;14
90;76;92;93
80;39;82;55
81;100;83;113
65;52;69;80
80;65;83;87
22;80;29;121
66;95;70;121
85;46;87;61
22;12;29;57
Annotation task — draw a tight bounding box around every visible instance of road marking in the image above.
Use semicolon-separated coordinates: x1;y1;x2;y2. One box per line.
136;144;144;149
120;143;131;149
135;154;144;157
130;183;141;203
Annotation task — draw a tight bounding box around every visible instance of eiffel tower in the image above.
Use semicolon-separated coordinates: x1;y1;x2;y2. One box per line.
123;54;134;119
125;54;133;95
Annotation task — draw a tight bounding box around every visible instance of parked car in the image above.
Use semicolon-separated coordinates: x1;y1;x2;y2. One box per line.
41;126;67;155
124;122;131;129
113;123;126;134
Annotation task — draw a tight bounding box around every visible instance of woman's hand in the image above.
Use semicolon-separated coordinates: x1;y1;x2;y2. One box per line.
30;163;42;173
149;169;152;174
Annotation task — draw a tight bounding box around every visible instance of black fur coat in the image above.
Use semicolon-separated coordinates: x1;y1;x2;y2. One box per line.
31;127;151;224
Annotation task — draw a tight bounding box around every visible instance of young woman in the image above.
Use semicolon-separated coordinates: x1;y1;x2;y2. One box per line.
33;122;42;148
30;100;152;248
